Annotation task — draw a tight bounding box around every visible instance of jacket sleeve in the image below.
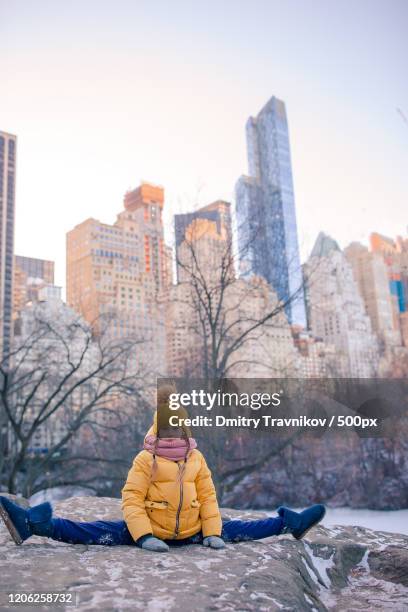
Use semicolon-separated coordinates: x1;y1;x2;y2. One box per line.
195;453;222;537
121;452;153;542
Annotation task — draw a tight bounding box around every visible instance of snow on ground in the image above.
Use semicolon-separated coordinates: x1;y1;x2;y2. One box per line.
303;542;335;588
29;486;97;505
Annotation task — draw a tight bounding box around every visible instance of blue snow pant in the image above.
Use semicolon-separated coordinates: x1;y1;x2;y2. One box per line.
51;516;284;546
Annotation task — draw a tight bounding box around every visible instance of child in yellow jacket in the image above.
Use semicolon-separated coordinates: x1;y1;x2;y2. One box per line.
0;387;325;552
121;408;224;550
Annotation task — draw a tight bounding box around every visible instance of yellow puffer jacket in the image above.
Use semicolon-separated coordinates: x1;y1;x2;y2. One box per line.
121;420;222;542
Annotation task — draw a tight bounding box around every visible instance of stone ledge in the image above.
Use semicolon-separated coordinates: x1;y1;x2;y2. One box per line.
1;496;407;611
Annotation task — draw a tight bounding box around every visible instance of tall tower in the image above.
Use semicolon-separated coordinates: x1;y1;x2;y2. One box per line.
235;97;306;327
370;231;408;347
304;232;380;377
66;182;170;375
344;242;400;347
0;131;17;359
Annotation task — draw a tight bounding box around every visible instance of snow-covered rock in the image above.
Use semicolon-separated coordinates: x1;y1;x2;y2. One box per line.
1;496;407;611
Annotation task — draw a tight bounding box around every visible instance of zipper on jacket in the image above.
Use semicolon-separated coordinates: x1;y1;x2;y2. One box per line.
173;463;184;538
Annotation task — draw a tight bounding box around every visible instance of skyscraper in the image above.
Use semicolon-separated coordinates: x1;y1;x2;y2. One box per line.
304;233;380;377
370;231;408;347
66;182;170;375
13;255;55;315
174;200;231;280
235;97;306;327
168;205;233;376
344;242;401;347
0;131;17;359
167;200;300;378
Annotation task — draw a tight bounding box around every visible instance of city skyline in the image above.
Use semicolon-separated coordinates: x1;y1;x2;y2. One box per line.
1;0;407;292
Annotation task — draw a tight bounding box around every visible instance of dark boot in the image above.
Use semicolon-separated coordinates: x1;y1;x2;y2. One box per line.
277;504;326;540
0;496;53;545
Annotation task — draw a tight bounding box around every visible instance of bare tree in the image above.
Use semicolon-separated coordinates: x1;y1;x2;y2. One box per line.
168;214;407;508
172;214;310;380
0;307;152;497
166;213;318;501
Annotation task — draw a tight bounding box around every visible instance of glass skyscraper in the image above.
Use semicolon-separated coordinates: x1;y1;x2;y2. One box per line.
235;96;307;327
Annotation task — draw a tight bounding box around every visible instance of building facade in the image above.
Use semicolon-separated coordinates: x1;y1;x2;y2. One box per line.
13;285;95;455
13;255;55;315
235;97;306;327
66;182;170;376
370;232;408;347
167;205;232;376
0;131;17;359
167;202;301;378
292;328;338;378
344;242;401;349
305;233;380;377
174;200;231;279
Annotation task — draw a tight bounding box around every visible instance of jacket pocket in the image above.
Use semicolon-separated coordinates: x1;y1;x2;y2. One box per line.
145;500;168;510
145;500;169;531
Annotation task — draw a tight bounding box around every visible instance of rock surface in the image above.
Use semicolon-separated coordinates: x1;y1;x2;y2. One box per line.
0;496;407;611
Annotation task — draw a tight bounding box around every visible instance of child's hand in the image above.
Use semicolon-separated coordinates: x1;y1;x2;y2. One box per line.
203;535;226;549
139;535;170;552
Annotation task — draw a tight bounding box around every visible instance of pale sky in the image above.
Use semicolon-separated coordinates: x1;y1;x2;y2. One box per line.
1;0;407;291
